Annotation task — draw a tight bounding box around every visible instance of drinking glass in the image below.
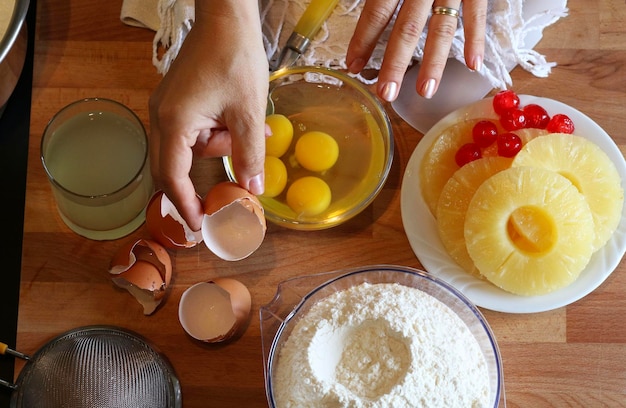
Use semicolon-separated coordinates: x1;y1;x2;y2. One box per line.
41;98;153;240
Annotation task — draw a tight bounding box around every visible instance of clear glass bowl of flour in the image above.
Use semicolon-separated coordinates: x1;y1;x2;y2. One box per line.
260;265;506;407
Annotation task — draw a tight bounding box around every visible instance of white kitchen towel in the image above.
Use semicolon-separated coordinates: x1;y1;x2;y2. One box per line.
120;0;195;74
121;0;568;89
120;0;160;30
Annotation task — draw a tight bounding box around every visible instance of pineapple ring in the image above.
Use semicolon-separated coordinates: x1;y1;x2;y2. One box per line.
436;156;512;277
512;133;624;252
420;121;546;218
464;167;595;296
420;119;489;217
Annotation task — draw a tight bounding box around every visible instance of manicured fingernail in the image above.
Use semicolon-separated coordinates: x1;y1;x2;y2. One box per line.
472;55;483;72
265;123;272;137
421;79;436;99
348;57;365;73
381;81;399;102
248;173;264;196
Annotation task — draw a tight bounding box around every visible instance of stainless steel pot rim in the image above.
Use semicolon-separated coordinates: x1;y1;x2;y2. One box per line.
0;0;29;63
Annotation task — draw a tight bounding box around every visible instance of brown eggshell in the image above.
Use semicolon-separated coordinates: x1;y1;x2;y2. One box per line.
109;238;173;315
178;278;252;342
146;190;203;249
211;278;252;328
117;260;169;294
202;182;266;261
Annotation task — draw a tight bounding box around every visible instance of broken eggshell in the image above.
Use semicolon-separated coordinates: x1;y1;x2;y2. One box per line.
109;238;173;315
202;182;266;261
178;278;252;342
146;190;203;249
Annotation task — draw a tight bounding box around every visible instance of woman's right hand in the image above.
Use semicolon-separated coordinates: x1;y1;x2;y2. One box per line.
148;0;270;231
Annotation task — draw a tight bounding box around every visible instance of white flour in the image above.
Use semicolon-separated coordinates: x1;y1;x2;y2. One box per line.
272;282;491;407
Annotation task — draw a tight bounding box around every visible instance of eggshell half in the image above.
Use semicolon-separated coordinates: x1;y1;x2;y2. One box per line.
202;182;266;261
109;238;172;315
178;278;252;342
146;190;203;249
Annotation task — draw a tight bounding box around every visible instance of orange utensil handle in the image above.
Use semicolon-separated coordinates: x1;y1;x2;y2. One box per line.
0;341;30;360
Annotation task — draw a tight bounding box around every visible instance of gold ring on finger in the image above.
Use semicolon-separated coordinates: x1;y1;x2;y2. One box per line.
432;6;460;18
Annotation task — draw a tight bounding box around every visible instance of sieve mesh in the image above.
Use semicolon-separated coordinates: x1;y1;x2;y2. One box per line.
11;326;181;408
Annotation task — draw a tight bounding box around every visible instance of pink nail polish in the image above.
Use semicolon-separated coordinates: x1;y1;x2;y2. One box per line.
421;79;436;99
381;81;399;102
472;56;483;72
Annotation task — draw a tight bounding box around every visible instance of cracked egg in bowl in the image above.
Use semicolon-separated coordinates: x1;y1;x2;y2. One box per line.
223;66;393;230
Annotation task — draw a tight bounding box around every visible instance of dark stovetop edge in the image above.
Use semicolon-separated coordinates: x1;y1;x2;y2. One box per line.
0;0;36;404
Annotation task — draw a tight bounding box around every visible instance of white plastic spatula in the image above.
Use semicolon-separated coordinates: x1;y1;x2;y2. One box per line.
391;0;568;134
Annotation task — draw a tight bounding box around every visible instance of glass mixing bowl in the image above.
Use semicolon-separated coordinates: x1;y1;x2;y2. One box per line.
224;66;394;230
260;265;505;407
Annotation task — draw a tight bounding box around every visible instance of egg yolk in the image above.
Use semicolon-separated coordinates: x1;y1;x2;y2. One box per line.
286;176;331;217
265;114;294;157
263;156;288;198
295;131;339;172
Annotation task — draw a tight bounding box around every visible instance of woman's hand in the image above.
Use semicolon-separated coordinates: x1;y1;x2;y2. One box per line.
149;0;269;231
346;0;488;101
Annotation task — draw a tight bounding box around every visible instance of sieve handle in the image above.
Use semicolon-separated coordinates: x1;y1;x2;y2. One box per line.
0;341;30;361
0;342;23;390
0;378;17;390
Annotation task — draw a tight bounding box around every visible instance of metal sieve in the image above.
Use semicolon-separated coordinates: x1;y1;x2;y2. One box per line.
2;325;181;408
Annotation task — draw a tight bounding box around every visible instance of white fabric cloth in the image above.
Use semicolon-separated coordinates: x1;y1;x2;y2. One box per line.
120;0;568;90
121;0;161;30
121;0;194;74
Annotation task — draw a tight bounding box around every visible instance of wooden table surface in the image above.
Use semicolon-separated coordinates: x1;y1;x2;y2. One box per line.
15;0;626;406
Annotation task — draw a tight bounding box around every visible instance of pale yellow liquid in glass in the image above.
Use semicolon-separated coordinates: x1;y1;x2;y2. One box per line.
43;110;153;239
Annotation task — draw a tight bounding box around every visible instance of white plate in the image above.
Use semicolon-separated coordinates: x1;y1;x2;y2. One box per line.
400;95;626;313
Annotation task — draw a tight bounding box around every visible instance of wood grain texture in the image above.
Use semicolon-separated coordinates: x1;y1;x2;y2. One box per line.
15;0;626;407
